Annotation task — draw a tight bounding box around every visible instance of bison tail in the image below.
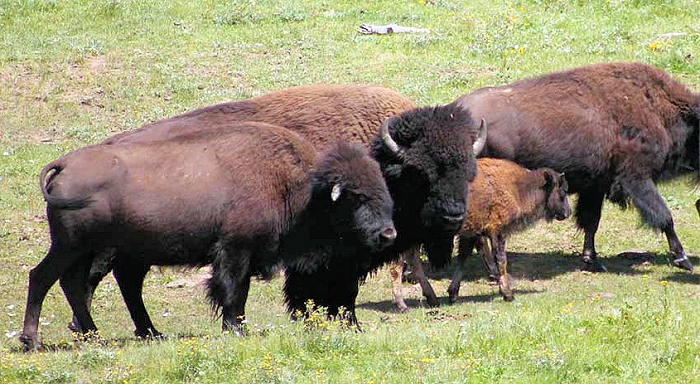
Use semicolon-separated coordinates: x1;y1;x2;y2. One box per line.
39;160;91;210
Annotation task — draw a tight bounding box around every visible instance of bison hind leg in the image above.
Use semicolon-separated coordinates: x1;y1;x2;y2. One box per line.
21;243;88;351
623;178;693;271
59;255;99;336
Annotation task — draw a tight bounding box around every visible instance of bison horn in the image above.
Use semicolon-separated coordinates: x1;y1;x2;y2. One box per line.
380;117;404;157
331;184;343;202
473;118;488;156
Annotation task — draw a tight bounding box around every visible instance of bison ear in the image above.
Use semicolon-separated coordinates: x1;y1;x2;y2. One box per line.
331;184;343;202
559;173;568;191
543;170;555;190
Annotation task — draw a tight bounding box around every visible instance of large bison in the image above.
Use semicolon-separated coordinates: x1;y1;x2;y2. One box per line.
452;62;699;272
78;84;486;325
20;122;396;351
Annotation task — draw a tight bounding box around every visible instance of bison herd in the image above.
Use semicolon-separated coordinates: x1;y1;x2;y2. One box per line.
20;62;699;351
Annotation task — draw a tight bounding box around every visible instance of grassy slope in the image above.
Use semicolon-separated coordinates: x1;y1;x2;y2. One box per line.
1;0;699;382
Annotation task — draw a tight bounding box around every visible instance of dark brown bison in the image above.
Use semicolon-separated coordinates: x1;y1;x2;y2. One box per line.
391;158;571;310
77;85;486;325
20;122;396;351
451;62;699;272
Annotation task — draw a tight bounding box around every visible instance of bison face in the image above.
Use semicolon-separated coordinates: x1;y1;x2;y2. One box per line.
372;104;486;244
314;143;397;253
543;170;571;221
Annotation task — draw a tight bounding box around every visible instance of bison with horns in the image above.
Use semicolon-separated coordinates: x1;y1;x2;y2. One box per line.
21;122;397;351
452;62;699;272
62;84;486;330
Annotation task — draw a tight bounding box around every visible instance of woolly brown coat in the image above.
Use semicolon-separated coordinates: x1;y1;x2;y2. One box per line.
104;84;417;149
391;158;569;309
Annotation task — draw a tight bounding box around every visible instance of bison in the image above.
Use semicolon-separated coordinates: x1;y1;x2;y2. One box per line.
68;85;486;326
391;159;571;310
452;62;699;272
20;121;396;351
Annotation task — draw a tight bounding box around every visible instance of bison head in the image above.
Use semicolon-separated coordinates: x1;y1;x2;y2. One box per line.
312;142;396;253
371;104;486;252
543;169;571;221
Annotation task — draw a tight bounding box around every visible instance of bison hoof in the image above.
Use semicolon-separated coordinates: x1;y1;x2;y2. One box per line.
426;297;440;308
395;303;409;313
582;253;607;272
500;288;515;302
135;328;164;340
19;334;41;353
67;321;81;333
672;255;694;272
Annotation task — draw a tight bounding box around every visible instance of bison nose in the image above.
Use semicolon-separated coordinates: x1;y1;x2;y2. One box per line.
442;214;464;225
380;227;397;242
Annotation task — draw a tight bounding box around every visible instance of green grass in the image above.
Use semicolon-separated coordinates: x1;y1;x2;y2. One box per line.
1;0;700;382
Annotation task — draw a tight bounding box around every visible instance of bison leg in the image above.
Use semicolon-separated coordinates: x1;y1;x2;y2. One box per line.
476;236;497;281
113;259;162;339
404;245;439;308
448;235;478;303
624;178;693;271
575;191;608;272
59;256;98;336
20;244;84;351
208;248;251;336
284;260;361;327
389;259;408;313
68;249;115;333
491;233;514;301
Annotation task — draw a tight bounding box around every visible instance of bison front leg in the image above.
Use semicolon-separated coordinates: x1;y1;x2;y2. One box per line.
113;259;163;339
491;234;514;302
209;248;251;336
448;235;477;303
390;259;408;312
575;190;608;272
624;178;693;271
404;245;439;308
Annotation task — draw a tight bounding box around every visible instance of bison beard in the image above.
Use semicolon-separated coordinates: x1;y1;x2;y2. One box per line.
452;62;699;273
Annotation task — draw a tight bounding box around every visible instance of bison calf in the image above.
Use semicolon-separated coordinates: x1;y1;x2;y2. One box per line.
392;158;570;309
21;122;396;351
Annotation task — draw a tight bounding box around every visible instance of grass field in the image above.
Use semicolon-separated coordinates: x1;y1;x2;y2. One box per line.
1;0;700;382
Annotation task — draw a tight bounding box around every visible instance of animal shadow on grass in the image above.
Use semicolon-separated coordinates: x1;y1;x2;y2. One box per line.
453;250;699;282
358;250;699;314
8;332;209;354
613;251;699;284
